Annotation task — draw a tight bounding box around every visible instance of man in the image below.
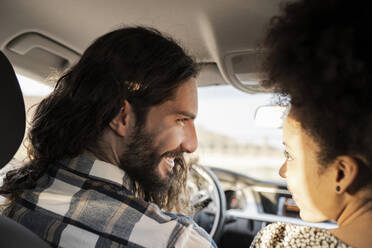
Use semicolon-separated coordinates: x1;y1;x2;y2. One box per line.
0;27;216;248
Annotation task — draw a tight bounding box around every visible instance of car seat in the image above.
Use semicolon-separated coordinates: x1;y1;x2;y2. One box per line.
0;51;50;247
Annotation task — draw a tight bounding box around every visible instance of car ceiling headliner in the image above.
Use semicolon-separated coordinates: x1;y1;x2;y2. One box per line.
0;0;281;88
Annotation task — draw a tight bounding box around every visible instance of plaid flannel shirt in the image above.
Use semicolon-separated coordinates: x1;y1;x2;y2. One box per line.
2;155;216;248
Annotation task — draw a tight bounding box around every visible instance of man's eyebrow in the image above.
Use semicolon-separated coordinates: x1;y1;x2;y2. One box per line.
174;111;196;120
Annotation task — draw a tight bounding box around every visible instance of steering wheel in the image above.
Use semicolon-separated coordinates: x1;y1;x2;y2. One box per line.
189;165;226;242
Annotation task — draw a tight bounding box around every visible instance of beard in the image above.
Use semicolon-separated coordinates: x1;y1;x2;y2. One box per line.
118;125;184;196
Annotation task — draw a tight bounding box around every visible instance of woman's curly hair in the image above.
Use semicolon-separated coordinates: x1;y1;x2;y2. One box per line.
261;0;372;191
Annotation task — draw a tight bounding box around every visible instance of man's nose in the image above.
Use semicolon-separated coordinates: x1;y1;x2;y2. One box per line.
181;122;198;153
279;162;287;178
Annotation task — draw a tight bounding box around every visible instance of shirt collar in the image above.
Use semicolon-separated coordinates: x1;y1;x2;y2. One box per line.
59;154;135;192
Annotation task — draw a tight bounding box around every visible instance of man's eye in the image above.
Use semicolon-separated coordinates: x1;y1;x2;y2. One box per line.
284;150;294;161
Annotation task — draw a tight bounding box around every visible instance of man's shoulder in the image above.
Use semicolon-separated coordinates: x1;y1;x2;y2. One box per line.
133;202;216;247
9;166;215;247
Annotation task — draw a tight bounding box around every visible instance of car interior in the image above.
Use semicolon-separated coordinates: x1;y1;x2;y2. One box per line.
0;51;51;247
0;0;337;247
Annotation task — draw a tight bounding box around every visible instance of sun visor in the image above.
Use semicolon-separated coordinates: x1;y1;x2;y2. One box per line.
221;51;268;93
3;32;80;85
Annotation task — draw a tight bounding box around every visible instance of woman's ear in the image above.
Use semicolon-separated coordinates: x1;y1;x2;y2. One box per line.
334;156;359;194
109;100;135;137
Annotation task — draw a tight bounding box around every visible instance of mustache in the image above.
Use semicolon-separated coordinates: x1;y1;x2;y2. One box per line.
161;150;184;158
160;150;186;170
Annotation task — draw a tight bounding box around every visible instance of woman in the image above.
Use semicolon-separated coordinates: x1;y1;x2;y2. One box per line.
251;0;372;247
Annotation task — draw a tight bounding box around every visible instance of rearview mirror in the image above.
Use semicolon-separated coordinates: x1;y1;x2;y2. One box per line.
254;105;287;128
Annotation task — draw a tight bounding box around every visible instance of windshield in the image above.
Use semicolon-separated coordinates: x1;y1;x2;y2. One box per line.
14;77;285;183
194;85;285;183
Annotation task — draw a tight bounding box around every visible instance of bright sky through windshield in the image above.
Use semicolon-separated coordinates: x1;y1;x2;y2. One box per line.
196;86;283;148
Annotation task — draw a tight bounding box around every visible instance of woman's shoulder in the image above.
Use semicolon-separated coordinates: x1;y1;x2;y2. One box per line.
250;222;352;248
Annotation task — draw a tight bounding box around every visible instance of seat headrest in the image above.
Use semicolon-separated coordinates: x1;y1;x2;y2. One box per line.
0;51;26;169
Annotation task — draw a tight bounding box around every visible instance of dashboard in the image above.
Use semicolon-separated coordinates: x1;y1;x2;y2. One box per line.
208;167;338;247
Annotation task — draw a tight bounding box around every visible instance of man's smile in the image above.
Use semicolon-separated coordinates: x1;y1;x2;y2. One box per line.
163;156;175;169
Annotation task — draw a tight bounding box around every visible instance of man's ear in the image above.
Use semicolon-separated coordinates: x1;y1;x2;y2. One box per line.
109;100;135;137
334;156;359;194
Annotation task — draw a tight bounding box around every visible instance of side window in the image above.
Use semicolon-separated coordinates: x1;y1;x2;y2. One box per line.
13;75;53;161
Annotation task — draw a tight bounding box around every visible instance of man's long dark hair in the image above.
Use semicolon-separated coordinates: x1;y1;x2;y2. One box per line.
1;26;198;214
